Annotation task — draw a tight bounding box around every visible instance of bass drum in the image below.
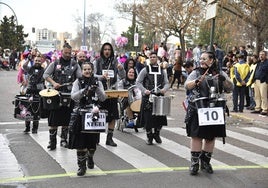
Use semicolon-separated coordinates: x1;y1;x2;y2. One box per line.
13;95;40;121
128;85;142;112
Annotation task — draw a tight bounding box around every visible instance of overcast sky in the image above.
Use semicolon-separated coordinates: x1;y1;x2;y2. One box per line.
0;0;131;39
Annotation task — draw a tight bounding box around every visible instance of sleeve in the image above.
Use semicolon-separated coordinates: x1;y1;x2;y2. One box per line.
75;64;82;79
162;70;170;91
117;80;124;90
71;79;84;102
221;71;234;93
95;81;107;102
136;68;148;95
184;70;198;90
116;59;126;79
43;62;55;79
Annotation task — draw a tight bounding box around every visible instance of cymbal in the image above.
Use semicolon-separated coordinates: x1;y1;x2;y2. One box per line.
39;89;59;97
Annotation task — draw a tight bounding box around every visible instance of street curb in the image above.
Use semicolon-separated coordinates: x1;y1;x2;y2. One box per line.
230;112;268;126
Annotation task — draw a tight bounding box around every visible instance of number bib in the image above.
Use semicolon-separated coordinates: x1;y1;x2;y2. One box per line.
102;70;114;78
197;107;225;126
83;112;106;132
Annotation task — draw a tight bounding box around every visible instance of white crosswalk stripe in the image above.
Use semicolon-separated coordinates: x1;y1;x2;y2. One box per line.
133;132;232;168
1;125;268;180
30;131;103;174
241;127;268;136
226;130;268;149
166;127;268;167
99;134;172;172
0;134;24;179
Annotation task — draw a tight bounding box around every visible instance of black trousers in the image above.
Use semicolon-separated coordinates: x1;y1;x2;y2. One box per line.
232;85;246;112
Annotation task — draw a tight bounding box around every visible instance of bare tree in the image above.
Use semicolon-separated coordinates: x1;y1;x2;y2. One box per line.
203;0;268;53
116;0;202;58
73;12;116;52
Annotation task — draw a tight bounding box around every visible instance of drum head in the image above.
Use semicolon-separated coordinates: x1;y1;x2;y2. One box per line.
39;89;59;97
105;90;128;98
130;100;141;112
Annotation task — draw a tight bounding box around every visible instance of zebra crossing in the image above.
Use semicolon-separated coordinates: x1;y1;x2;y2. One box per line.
1;125;268;183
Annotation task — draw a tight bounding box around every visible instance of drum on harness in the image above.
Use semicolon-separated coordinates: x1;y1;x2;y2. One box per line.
193;97;226;126
152;95;171;116
60;92;72;107
13;95;40;121
79;107;107;133
39;89;60;110
128;85;142;112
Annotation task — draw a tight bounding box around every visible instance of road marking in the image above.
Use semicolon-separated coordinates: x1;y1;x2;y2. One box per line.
30;131;103;174
99;133;172;172
0;120;47;125
241;127;268;136
167;127;268;167
0;134;24;179
226;130;268;149
0;165;267;184
133;132;231;168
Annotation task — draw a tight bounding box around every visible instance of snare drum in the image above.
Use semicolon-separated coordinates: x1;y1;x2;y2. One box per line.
193;97;209;109
152;96;171;116
79;108;107;133
13;95;40;121
60;92;72;107
128;85;142;112
39;89;60;110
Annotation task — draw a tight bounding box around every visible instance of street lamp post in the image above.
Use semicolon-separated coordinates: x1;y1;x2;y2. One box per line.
83;0;86;47
0;2;18;26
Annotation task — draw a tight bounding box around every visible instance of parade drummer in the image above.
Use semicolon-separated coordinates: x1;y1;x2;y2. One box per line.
118;67;138;128
69;62;106;176
94;42;125;147
136;52;169;145
184;51;233;175
43;43;82;150
22;54;45;134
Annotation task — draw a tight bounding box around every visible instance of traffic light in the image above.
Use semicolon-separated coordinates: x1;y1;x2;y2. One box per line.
32;27;35;33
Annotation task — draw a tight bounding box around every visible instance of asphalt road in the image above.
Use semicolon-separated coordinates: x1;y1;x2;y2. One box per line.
0;70;267;188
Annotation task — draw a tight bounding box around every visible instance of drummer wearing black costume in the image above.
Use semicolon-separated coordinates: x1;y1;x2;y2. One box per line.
22;54;45;133
136;52;169;145
43;43;82;150
69;62;106;176
184;51;233;175
94;42;125;147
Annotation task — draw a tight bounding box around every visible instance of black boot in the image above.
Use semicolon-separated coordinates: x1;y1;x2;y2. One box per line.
106;129;117;147
24;121;30;133
32;121;39;134
153;128;162;143
47;129;57;150
60;127;68;148
190;151;201;175
77;151;87;176
87;149;95;169
200;151;213;174
146;131;154;145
